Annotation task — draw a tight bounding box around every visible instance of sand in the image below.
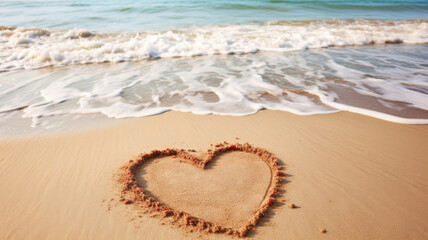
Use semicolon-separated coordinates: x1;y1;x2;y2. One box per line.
0;110;427;239
137;152;272;230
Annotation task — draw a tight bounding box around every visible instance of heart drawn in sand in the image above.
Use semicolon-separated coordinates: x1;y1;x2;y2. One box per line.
119;142;284;237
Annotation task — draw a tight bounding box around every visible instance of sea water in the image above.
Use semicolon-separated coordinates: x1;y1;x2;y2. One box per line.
0;0;427;134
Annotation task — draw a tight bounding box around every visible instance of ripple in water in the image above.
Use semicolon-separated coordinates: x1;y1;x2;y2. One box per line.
0;44;427;131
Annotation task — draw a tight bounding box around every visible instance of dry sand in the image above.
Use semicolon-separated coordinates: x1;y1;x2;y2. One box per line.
0;110;427;239
137;152;272;230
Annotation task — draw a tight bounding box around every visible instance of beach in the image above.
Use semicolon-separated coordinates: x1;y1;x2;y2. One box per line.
1;0;428;239
1;110;427;239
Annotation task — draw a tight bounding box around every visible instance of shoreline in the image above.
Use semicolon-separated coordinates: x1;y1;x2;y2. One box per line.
1;110;427;239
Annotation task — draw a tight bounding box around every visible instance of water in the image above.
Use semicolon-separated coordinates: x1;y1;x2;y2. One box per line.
1;0;427;31
0;0;428;134
2;19;427;72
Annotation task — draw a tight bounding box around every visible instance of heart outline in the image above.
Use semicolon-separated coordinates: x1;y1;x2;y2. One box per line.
119;142;284;237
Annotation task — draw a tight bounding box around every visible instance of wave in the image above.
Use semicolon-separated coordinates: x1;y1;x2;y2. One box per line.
0;19;427;72
0;44;427;127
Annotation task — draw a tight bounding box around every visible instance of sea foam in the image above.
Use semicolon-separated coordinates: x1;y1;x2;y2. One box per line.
0;43;427;127
1;19;427;72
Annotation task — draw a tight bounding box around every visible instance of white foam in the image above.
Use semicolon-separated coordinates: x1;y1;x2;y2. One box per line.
1;19;427;71
0;36;427;129
308;88;428;124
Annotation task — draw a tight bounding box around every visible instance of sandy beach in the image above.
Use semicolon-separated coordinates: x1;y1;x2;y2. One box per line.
2;0;428;239
1;110;427;239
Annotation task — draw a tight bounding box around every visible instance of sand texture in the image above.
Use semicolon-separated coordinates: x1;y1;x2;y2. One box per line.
0;110;428;239
138;152;271;230
118;144;283;237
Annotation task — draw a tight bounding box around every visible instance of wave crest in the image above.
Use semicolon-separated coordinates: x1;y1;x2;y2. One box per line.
0;19;427;71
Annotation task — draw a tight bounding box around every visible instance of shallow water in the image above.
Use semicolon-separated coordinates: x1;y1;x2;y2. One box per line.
1;0;427;31
0;0;427;133
1;19;427;72
1;44;427;132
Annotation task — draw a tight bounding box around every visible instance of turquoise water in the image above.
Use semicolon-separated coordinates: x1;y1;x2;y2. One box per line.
1;0;427;31
0;0;427;133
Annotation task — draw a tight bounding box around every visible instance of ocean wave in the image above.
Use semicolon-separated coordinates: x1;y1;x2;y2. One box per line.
0;19;427;72
0;44;427;126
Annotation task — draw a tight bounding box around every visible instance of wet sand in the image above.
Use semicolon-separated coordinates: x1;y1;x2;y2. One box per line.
0;110;427;239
